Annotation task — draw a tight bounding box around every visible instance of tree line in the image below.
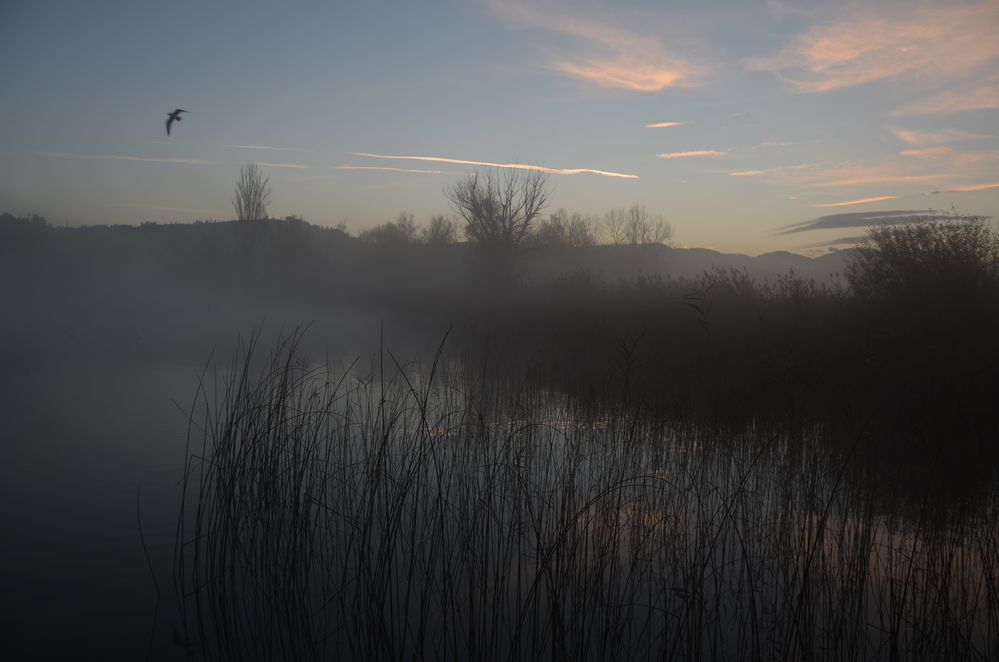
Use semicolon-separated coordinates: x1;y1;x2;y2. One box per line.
231;160;672;249
368;168;673;249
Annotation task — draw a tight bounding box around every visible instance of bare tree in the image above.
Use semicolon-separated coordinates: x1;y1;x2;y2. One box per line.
531;208;598;248
233;162;271;221
566;213;599;248
421;214;459;245
603;207;628;245
444;168;552;247
603;204;672;245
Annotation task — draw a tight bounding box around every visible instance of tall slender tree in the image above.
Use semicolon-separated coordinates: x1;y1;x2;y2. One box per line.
233;162;271;221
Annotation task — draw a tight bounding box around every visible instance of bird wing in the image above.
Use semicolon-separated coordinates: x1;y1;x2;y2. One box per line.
175;109;188;114
166;117;173;136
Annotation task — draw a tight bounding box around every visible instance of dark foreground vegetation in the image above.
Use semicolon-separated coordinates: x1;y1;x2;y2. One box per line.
4;211;998;660
169;217;998;661
173;329;998;661
461;220;999;502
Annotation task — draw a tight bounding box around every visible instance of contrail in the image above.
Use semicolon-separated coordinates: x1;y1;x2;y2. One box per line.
350;152;639;179
337;165;451;174
811;195;900;208
656;150;725;159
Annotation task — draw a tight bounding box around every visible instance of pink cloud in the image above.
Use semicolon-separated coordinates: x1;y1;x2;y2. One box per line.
744;2;999;93
887;125;990;146
892;77;999;115
946;182;999;192
553;57;684;92
900;146;999;166
484;0;703;91
656;150;726;159
811;195;900;208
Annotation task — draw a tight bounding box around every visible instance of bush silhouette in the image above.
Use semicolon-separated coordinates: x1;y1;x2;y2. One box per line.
846;215;998;300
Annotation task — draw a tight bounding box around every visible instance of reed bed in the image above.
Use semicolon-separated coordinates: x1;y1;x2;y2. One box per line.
174;331;998;661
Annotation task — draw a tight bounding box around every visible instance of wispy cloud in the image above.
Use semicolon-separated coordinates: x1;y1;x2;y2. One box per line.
900;147;958;159
646;121;687;128
811;174;943;188
899;146;999;166
350;152;639;179
103;154;215;165
34;150;308;169
747;160;947;189
37;151;214;165
811;195;900;208
945;181;999;192
892;77;999;116
744;2;999;93
484;0;703;91
777;209;983;235
656;150;726;159
553;59;687;92
254;161;310;169
225;144;312;152
755;141;800;149
336;165;451;175
726;163;812;178
887;125;990;146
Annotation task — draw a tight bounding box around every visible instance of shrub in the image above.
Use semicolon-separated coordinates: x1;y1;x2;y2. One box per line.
846;215;998;299
358;211;419;246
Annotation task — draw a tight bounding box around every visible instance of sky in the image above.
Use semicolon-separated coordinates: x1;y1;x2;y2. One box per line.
0;0;997;255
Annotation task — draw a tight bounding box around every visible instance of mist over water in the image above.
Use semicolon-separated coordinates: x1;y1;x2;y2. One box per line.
1;213;997;660
5;0;999;656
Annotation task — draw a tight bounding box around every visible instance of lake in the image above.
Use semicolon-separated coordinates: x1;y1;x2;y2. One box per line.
2;328;996;661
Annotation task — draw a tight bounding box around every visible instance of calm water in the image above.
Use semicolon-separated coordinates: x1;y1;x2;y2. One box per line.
172;354;998;661
1;356;197;660
0;317;384;660
3;333;996;661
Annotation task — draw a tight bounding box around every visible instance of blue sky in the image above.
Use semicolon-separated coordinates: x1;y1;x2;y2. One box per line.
1;0;996;254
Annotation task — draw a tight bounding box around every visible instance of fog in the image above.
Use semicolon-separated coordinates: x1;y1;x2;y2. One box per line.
0;213;851;356
2;210;998;660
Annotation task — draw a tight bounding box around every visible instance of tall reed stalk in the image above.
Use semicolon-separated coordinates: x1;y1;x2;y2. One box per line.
174;331;998;661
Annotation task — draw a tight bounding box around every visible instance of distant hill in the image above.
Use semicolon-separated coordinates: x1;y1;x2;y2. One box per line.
1;213;852;296
518;243;852;285
3;212;861;371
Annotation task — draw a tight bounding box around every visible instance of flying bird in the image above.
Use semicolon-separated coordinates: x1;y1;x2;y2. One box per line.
165;109;188;136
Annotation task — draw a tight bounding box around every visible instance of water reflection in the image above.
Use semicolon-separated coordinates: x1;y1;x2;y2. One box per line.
0;356;202;660
174;347;999;661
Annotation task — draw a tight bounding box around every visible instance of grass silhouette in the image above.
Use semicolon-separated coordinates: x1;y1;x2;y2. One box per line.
173;327;998;661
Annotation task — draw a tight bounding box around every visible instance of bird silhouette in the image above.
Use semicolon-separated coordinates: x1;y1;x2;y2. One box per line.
165;109;188;136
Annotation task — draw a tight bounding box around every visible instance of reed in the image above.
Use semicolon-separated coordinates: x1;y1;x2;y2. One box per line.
174;330;998;661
